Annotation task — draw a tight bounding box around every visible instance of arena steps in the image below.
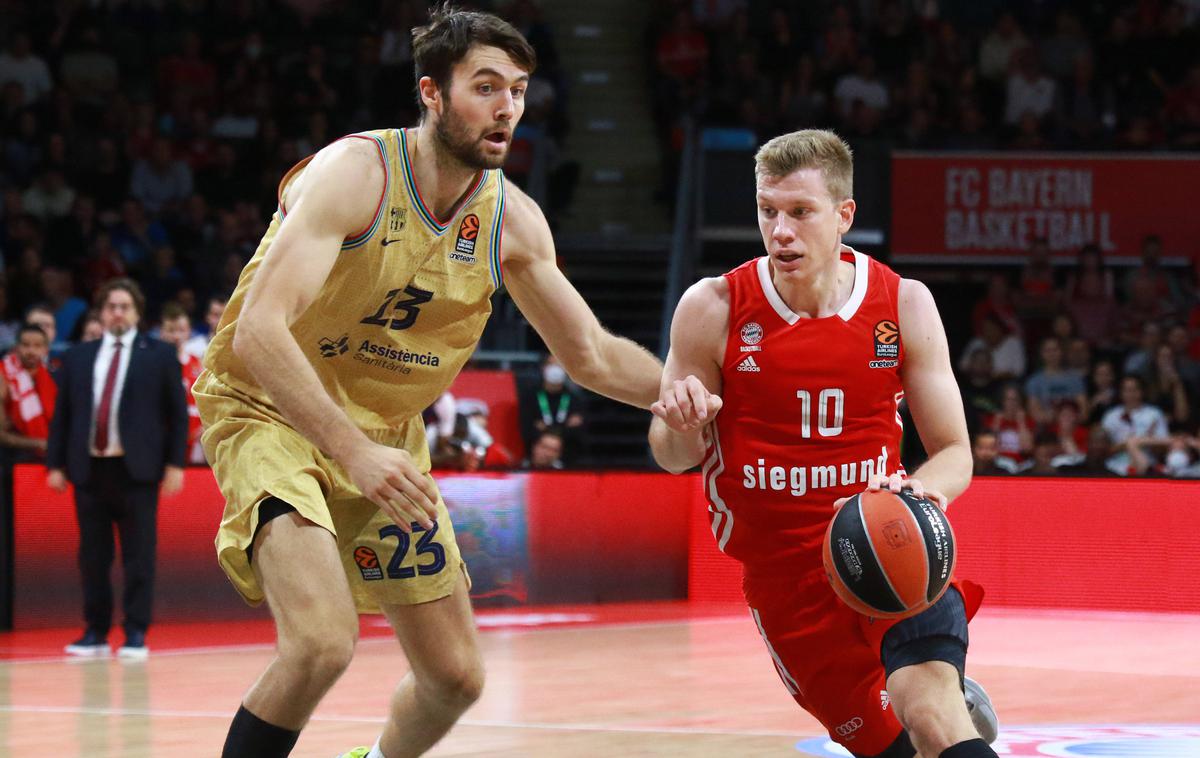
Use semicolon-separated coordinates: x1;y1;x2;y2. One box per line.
541;1;670;236
554;237;671;467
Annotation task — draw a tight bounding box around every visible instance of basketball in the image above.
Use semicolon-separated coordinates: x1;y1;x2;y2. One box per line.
822;489;956;619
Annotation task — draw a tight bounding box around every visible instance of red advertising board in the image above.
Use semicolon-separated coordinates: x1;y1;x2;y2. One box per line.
890;153;1200;262
689;476;1200;614
10;466;696;628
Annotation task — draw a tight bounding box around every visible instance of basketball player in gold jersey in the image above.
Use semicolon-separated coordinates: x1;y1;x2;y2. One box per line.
195;8;661;758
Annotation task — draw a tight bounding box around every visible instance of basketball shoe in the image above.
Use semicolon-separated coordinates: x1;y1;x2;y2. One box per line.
964;676;999;744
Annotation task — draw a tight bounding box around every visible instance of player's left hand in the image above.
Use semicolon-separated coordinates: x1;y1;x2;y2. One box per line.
832;473;948;512
651;375;723;433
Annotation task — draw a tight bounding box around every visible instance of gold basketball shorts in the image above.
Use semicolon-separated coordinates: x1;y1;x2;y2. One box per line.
193;372;466;613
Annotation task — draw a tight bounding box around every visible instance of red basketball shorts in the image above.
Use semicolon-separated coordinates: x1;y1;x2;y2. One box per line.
745;570;983;756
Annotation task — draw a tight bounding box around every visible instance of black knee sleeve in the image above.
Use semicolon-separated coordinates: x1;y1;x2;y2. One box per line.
940;737;998;758
854;729;917;758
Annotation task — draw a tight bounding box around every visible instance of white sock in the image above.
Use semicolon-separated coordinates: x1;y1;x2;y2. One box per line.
366;739;386;758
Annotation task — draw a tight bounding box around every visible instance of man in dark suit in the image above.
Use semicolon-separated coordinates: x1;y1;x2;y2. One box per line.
47;278;188;659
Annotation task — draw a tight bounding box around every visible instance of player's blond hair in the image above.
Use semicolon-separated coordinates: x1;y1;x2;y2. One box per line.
754;129;854;201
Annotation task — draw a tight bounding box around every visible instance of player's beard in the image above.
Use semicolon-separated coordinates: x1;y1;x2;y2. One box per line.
434;98;508;171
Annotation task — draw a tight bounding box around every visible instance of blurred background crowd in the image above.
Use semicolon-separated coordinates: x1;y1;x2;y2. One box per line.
0;0;1197;478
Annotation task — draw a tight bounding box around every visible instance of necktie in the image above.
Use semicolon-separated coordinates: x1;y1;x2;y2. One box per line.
93;341;122;452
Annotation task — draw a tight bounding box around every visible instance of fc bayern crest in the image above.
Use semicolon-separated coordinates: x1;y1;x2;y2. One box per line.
795;724;1200;757
741;322;764;345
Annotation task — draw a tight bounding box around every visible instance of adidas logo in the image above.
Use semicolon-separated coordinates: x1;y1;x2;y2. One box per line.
736;355;761;373
880;690;891;710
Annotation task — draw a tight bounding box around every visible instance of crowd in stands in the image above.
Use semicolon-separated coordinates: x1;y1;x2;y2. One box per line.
962;235;1200;478
2;2;1197;478
0;0;576;466
650;1;1200;160
423;355;587;472
0;0;568;356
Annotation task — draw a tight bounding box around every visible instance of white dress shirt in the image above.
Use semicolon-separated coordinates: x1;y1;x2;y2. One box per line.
90;329;136;457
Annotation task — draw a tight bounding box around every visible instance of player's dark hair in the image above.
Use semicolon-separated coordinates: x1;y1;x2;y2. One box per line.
25;303;53;319
17;323;47;342
411;3;537;116
94;277;146;318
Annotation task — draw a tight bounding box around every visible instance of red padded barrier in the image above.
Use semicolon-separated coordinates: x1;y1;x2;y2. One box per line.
688;476;1200;613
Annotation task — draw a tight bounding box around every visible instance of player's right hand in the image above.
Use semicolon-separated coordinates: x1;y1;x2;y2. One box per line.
651;375;723;433
343;442;440;532
46;468;67;493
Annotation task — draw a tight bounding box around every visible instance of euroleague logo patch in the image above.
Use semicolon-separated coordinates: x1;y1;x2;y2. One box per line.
354;546;383;581
795;724;1200;756
873;320;899;359
451;213;480;263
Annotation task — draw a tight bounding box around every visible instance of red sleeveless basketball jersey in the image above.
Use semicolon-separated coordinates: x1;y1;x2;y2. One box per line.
702;248;906;578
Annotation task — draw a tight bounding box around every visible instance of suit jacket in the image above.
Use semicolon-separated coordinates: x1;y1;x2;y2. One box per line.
47;333;188;485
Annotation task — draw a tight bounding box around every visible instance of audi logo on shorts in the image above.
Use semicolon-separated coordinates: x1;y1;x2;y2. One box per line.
836;717;864;737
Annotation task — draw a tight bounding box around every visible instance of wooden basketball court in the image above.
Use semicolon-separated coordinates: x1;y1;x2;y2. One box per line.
1;602;1197;756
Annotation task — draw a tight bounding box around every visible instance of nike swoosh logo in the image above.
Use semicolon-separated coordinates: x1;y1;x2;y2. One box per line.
381;238;402;246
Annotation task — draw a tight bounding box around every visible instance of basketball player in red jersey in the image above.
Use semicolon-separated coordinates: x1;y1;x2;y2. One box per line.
650;130;998;758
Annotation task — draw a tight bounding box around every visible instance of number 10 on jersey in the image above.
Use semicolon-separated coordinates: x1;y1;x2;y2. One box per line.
797;388;844;438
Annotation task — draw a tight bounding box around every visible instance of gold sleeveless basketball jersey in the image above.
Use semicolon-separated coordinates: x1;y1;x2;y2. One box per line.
199;128;506;431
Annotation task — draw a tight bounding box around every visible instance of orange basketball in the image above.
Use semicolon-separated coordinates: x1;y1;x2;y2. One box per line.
822;488;956;619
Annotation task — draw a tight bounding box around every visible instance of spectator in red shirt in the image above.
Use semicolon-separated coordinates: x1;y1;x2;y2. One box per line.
986;383;1036;466
971;272;1022;338
1064;244;1118;345
1052;400;1088;458
656;9;709;83
1119;275;1175;349
1122;234;1189;310
158;302;205;464
158;30;216;110
0;324;57;458
1015;237;1061;330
